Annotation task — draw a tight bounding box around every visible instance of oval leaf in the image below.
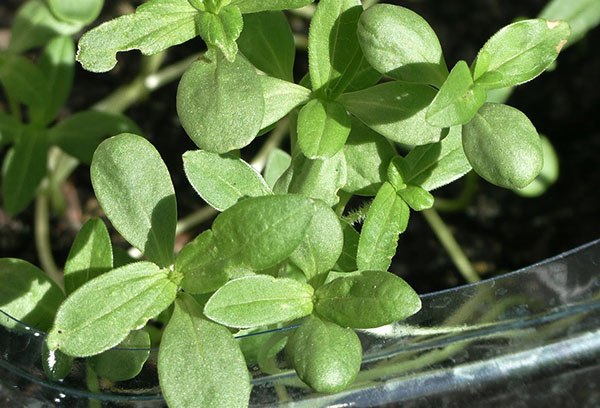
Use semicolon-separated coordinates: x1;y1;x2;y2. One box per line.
314;270;421;328
48;0;103;25
462;103;543;189
298;99;351;159
91;134;176;267
204;275;314;328
88;329;151;381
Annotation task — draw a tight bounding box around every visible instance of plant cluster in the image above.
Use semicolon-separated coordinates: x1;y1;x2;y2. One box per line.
0;0;583;407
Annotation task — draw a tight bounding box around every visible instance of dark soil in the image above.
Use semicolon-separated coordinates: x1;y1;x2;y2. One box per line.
1;0;599;294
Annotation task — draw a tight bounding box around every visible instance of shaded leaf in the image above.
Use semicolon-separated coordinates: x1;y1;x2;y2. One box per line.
514;135;559;197
42;343;73;381
333;222;360;272
0;53;48;111
263;148;292;188
88;329;150;381
260;76;311;130
297;99;351;159
48;0;103;25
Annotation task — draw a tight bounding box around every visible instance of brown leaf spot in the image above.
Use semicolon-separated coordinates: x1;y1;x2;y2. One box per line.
546;20;561;30
556;39;567;53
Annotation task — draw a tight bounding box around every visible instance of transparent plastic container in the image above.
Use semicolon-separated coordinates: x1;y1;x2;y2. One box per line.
2;239;599;407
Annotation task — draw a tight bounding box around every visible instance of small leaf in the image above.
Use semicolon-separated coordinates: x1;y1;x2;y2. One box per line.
473;19;571;89
260;76;311;130
204;275;314;328
397;185;434;211
386;155;411;191
183;149;271;212
289;200;343;281
1;127;48;215
314;270;421;328
426;60;486;128
357;4;448;86
64;218;113;295
540;0;600;44
298;99;351;159
338;82;442;146
264;148;292;189
91;134;176;268
514;135;559;197
88;329;151;381
356;182;409;271
9;0;82;54
196;5;243;62
257;332;288;374
238;11;295;81
462;103;543;189
0;258;65;331
404;126;472;191
177;50;264;153
232;0;314;13
48;0;104;25
158;293;250;408
77;0;200;72
287;316;361;393
0;53;48;111
333;222;360;272
48;111;141;164
309;0;363;97
42;343;73;381
47;262;177;357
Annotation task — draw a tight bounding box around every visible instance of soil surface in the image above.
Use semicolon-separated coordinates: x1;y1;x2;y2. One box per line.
1;0;599;294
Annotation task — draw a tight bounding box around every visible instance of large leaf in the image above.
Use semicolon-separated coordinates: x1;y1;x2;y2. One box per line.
195;5;243;62
339;82;442;146
289;200;343;281
462;103;543;189
91;134;176;267
287;316;362;393
204;275;314;328
540;0;600;44
77;0;201;72
314;270;421;328
238;11;295;81
357;4;448;86
1;127;48;215
183;149;271;211
158;294;250;408
0;258;65;331
472;19;570;89
232;0;314;13
309;0;363;97
177;50;264;153
297;99;351;159
47;262;177;357
48;111;141;164
342;118;396;196
356;182;409;271
88;329;150;381
64;218;113;295
260;76;311;130
48;0;103;25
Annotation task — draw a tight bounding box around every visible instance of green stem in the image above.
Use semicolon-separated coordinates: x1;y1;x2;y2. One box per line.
434;171;479;212
176;206;218;236
34;191;64;290
422;208;480;284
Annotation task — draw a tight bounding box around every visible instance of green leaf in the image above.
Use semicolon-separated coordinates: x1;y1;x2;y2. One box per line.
426;60;486;128
514;135;559;197
183;149;271;211
64;218;113;295
260;76;311;130
91;134;176;267
9;0;83;54
397;185;434;211
338;82;442;146
289;200;343;281
309;0;363;97
196;5;243;62
0;53;48;111
404;126;472;191
1;127;48;215
0;258;65;331
42;343;73;381
47;262;177;357
29;36;75;126
204;275;314;328
462;103;543;189
473;19;570;89
232;0;314;13
212;194;316;271
158;293;250;408
48;0;104;25
323;270;362;285
298;99;351;159
274;149;347;207
0;113;21;147
344;57;382;93
77;0;200;72
176;230;228;294
257;332;288;374
287;316;361;393
263;148;292;188
342;118;396;196
314;270;421;328
334;222;359;272
540;0;600;44
238;11;295;81
386;155;411;191
177;50;264;153
357;4;448;86
88;329;150;381
356;182;409;271
48;111;141;164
